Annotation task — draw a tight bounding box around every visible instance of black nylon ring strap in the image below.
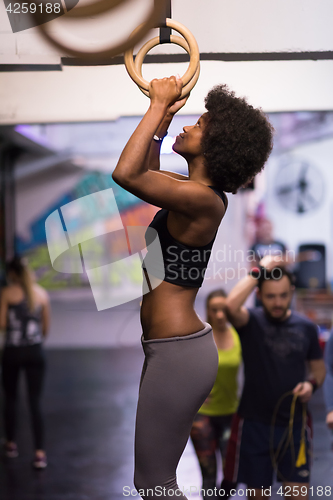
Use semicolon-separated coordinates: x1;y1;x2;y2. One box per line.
159;0;172;44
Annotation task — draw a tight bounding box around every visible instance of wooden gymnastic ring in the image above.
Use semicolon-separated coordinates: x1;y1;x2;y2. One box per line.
124;18;200;95
133;35;200;99
137;64;200;100
127;20;200;89
31;0;167;60
134;34;197;88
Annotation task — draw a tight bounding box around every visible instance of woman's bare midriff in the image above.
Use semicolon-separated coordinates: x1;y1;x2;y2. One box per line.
141;281;206;340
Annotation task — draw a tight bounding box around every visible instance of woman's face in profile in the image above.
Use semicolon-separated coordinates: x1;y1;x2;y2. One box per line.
172;113;208;159
207;296;227;330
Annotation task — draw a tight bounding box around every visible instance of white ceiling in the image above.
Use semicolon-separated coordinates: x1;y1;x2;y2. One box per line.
1;0;333;123
2;0;333;59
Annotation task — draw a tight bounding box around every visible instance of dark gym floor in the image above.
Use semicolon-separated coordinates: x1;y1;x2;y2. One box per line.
0;295;332;500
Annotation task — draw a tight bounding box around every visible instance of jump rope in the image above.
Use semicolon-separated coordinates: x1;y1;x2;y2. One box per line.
270;390;308;482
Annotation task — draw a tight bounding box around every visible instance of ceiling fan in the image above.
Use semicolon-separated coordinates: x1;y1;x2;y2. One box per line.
275;157;325;214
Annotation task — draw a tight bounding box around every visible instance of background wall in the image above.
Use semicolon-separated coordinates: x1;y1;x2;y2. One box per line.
266;135;333;287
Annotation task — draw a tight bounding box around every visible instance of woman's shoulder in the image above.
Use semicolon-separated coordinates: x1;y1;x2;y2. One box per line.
33;284;49;305
221;191;228;210
207;187;228;222
2;284;22;300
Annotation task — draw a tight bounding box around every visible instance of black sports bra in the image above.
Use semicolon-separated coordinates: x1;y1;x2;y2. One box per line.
143;186;227;288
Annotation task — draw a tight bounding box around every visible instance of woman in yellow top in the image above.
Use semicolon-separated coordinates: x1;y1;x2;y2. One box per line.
190;289;241;498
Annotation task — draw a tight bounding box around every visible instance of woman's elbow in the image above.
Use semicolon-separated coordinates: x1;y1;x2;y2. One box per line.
112;169;131;189
112;169;122;185
112;170;141;191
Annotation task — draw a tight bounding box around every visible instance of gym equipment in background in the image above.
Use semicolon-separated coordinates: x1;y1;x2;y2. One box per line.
295;243;326;289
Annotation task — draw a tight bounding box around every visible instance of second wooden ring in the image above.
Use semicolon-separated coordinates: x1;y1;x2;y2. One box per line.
124;18;200;96
134;35;200;99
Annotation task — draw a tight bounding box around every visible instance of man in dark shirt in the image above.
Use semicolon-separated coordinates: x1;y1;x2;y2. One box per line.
222;255;326;499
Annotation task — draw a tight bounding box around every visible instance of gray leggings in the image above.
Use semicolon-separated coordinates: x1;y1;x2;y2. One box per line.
134;323;218;499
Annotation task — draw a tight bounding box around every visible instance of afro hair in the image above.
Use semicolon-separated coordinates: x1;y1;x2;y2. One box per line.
202;85;274;193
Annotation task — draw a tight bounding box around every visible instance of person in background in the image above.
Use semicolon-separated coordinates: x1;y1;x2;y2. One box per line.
249;218;287;306
223;255;326;500
190;289;241;499
250;218;287;264
0;256;50;469
323;332;333;430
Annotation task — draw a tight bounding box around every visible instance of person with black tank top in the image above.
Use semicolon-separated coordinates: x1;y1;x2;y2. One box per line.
0;256;50;469
112;76;273;499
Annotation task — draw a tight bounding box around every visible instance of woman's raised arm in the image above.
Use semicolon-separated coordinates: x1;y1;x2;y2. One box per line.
112;76;182;183
146;96;189;173
112;77;212;214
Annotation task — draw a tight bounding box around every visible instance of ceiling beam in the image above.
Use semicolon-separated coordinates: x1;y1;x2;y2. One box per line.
1;51;333;72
